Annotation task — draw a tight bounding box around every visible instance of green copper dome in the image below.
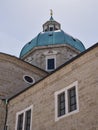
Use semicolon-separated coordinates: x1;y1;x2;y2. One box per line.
20;30;85;58
20;15;85;58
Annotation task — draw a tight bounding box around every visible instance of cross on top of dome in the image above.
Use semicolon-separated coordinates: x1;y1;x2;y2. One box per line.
50;9;53;16
43;10;61;32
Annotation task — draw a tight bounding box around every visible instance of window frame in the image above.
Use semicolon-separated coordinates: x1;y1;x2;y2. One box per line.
23;75;35;85
15;105;33;130
49;25;54;31
46;55;56;71
54;81;79;121
58;92;65;117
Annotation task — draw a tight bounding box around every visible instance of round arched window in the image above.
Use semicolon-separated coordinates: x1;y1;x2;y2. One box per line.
23;75;35;84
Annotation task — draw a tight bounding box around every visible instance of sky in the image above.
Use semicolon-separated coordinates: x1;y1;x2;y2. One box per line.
0;0;98;57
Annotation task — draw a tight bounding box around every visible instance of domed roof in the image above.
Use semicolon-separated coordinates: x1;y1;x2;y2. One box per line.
20;13;85;58
20;30;85;58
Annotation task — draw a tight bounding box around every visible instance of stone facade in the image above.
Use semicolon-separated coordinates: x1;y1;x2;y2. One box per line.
22;44;79;71
0;100;6;130
0;53;48;99
6;45;98;130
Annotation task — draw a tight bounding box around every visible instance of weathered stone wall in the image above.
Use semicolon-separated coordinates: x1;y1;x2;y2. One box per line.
7;46;98;130
0;53;48;99
23;44;79;71
0;100;6;130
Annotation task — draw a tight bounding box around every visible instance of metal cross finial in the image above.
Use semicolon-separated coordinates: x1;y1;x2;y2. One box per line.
50;9;53;16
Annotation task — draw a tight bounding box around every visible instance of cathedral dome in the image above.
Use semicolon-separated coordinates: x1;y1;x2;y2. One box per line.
20;13;85;58
20;30;85;58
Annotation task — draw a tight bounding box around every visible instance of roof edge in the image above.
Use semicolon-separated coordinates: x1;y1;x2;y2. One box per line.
8;42;98;101
0;52;48;75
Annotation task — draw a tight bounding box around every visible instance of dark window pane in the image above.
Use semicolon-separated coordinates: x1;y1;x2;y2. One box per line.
49;27;53;31
25;109;31;130
60;94;65;102
70;89;76;96
68;86;77;112
60;102;65;109
58;92;65;117
17;113;23;130
70;104;77;111
24;76;34;83
47;58;55;70
70;97;76;105
60;109;65;116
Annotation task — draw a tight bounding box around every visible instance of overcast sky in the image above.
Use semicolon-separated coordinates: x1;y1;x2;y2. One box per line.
0;0;98;57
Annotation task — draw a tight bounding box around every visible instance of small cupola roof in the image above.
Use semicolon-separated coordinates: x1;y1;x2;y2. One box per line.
43;10;61;32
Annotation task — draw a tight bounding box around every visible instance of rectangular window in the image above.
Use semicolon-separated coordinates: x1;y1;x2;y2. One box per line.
49;27;53;31
46;55;56;71
55;81;79;121
47;58;55;70
58;92;65;117
68;86;77;112
17;113;23;130
49;25;54;31
16;106;33;130
25;110;31;130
